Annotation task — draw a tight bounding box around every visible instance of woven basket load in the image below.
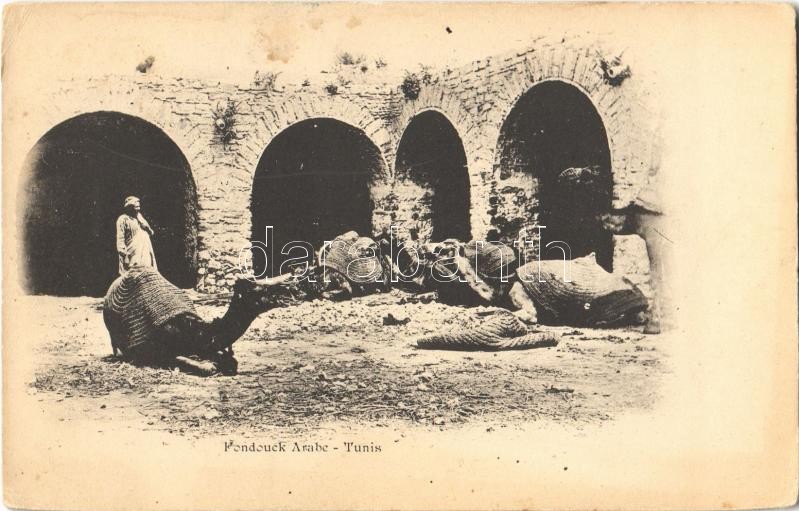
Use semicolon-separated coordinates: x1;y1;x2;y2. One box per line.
320;231;385;284
463;240;517;279
416;310;560;351
103;266;199;353
516;253;648;327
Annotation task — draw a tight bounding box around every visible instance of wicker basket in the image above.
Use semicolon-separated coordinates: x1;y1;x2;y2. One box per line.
103;266;199;354
416;310;560;351
319;231;386;284
516;253;647;326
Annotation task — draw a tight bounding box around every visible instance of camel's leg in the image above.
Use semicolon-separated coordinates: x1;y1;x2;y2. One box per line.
642;250;662;333
322;271;353;300
508;281;538;324
638;214;671;334
600;210;670;334
455;255;497;303
174;356;218;376
214;347;238;375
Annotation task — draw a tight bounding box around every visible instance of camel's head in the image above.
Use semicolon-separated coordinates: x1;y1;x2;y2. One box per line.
231;273;302;315
598;211;632;235
598;204;658;235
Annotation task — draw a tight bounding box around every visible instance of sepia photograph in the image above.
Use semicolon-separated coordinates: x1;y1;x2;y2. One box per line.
2;3;796;509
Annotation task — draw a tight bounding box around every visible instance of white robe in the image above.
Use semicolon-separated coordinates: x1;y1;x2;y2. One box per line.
116;213;157;275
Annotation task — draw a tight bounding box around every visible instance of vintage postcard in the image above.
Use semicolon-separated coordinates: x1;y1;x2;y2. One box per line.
3;3;797;509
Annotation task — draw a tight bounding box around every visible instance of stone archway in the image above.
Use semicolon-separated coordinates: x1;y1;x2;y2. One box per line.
494;80;613;269
395;110;471;242
20;111;199;296
250;117;387;276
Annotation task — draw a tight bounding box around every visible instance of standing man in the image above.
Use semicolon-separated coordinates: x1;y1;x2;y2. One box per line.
116;196;157;275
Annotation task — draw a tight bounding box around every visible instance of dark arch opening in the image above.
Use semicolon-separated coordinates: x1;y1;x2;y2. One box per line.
495;80;613;270
395;110;471;242
251;118;385;276
20;112;199;296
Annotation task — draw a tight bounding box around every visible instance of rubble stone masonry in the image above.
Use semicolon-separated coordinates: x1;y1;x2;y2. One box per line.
18;38;660;299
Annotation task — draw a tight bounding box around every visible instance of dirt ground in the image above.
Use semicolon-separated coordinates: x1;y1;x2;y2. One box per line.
26;290;666;437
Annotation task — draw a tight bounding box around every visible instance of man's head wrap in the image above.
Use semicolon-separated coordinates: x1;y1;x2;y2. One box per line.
124;196;140;209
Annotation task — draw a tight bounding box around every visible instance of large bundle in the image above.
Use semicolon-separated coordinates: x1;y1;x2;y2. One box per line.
319;231;386;284
416;310;560;351
463;240;518;280
516;254;648;327
103;266;199;354
428;240;517;305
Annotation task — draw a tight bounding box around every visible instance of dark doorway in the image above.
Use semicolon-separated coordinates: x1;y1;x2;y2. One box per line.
395;110;471;242
20;112;199;296
495;81;613;270
251;118;385;276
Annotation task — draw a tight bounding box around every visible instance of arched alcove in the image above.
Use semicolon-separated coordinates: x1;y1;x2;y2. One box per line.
495;80;613;269
20;111;199;296
395;110;471;242
250;118;386;276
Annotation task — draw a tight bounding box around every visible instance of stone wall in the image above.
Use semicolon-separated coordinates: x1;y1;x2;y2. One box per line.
18;37;658;295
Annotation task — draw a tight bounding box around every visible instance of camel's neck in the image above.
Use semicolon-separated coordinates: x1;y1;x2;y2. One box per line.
207;302;259;352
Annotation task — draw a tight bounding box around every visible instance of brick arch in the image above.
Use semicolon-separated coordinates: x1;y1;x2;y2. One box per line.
392;86;480;179
248;112;395;270
391;88;493;241
392;107;474;242
21;87;206;179
243;94;393;182
485;48;656;207
489;78;615;268
242;96;395;239
491;77;616;173
394;106;474;176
